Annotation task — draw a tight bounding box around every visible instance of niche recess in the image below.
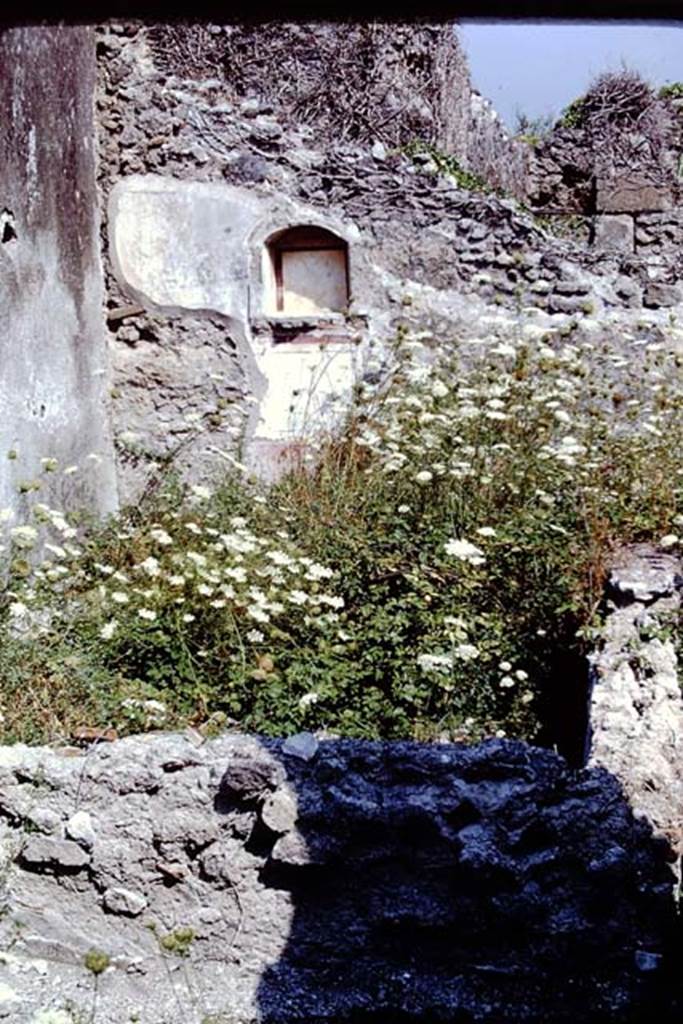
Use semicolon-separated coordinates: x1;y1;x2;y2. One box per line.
265;226;349;318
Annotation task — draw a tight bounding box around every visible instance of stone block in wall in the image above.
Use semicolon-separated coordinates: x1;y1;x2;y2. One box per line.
596;177;673;213
547;293;593;315
554;279;590;297
592;214;635;253
643;282;683;308
635;210;683;252
614;275;643;308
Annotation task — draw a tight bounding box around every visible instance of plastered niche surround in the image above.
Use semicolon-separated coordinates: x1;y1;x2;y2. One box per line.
107;174;379;481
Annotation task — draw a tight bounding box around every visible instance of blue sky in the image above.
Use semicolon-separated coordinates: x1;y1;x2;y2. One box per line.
458;20;683;131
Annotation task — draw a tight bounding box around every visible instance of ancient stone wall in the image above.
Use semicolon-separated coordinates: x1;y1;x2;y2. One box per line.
95;20;683;496
462;89;531;198
95;21;541;493
526;92;683;261
141;20;530;201
96;22;683;329
147;21;462;151
2;22;682;508
0;25;117;521
587;545;683;874
0;732;679;1023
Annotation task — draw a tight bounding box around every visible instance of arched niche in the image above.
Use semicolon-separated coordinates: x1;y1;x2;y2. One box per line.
265;225;349;317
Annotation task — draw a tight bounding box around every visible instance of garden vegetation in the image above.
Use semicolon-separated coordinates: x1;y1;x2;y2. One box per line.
1;319;682;746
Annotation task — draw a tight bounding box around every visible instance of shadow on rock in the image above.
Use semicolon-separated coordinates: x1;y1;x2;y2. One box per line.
229;735;683;1024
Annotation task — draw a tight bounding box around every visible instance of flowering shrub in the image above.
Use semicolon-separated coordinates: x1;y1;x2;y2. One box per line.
1;318;682;746
0;473;346;741
261;320;683;743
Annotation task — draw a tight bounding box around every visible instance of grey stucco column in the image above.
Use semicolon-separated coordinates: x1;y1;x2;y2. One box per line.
0;25;117;521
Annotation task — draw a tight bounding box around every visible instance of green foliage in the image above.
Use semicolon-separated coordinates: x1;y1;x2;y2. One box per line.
560;69;656;131
83;949;110;976
1;320;682;747
659;82;683;100
558;96;587;130
403;140;490;193
159;927;195;957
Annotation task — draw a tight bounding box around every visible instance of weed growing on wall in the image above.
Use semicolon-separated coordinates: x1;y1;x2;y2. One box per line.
403;140;491;193
532;213;590;244
659;82;683;101
1;320;682;745
557;96;588;130
513;111;555;146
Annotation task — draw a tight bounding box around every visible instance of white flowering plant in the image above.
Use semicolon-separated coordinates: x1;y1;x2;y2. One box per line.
258;320;683;743
0;473;344;740
1;317;682;745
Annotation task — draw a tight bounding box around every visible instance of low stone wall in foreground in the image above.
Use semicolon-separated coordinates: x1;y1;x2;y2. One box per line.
0;731;679;1023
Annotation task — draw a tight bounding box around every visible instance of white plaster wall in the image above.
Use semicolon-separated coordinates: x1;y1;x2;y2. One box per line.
253;343;360;438
108;176;260;317
281;249;348;315
108;175;383;478
0;228;116;510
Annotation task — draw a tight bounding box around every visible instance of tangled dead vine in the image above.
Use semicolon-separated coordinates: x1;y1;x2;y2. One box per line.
146;20;464;147
563;69;682;188
580;69;656;127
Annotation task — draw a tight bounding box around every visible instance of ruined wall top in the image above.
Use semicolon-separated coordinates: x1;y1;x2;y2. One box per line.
0;732;678;1022
527;72;683;215
146;21;463;148
140;19;529;198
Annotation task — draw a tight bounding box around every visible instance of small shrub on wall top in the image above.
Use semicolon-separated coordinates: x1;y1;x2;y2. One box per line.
403;139;490;193
559;69;656;131
514;110;555;145
659;82;683;101
1;319;682;745
558;97;587;130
